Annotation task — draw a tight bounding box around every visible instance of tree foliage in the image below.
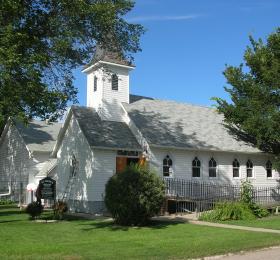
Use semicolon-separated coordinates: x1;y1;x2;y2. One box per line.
214;28;280;170
105;164;165;226
0;0;144;131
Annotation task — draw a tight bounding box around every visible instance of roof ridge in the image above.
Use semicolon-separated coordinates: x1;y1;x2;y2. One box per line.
129;94;216;110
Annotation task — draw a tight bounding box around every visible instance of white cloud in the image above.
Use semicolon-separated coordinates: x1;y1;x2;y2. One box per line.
127;14;201;22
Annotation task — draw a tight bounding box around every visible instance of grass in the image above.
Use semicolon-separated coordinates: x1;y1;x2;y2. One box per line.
221;215;280;230
0;205;280;259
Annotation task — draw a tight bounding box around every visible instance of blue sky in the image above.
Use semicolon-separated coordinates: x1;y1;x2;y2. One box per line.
74;0;280;107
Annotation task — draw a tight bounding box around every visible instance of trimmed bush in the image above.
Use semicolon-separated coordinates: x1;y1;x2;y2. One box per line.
26;202;43;220
105;164;165;226
199;201;256;221
53;201;68;220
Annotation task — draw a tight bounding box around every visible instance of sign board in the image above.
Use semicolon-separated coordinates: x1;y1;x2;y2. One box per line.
37;177;56;200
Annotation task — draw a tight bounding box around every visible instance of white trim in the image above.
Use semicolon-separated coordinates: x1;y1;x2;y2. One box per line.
82;61;134;73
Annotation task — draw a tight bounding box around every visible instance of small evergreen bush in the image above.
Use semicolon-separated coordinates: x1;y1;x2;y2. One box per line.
53;201;68;220
105;164;165;226
199;201;256;221
26;202;44;220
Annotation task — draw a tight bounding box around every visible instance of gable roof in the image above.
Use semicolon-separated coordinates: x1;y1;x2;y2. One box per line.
123;98;261;154
16;121;62;152
72;106;141;150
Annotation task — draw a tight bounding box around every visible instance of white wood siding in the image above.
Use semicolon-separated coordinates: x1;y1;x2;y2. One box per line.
56;116;95;201
91;149;116;201
0;124;30;192
86;64;130;122
56;116;116;203
150;147;279;187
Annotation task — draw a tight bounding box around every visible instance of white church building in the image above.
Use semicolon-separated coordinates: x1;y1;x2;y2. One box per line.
51;47;279;214
0;47;279;212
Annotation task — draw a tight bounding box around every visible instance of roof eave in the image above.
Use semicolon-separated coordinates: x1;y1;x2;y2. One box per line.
82;61;135;74
149;144;264;155
90;145;142;152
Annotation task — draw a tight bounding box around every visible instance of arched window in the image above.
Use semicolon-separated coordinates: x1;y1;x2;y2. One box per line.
232;159;240;178
163;155;172;177
209;157;217;178
266;160;272;178
94;76;97;92
246;160;253;178
112;74;118;90
192;157;201;177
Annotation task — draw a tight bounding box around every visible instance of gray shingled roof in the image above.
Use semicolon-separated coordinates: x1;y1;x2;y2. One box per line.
123;98;261;154
72;106;141;150
16;121;62;152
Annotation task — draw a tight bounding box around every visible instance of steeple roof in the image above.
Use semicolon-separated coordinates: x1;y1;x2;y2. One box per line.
84;44;134;69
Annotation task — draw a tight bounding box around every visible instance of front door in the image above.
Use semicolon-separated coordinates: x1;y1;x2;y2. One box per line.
116;157;140;173
116;157;127;173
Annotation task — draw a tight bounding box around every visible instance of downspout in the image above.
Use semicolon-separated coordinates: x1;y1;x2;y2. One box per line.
0;184;11;197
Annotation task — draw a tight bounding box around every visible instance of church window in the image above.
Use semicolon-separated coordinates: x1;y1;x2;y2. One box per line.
246;159;253;178
112;74;118;90
163;155;172;177
94;76;97;92
266;160;272;178
232;159;240;178
209;157;217;177
192;157;201;177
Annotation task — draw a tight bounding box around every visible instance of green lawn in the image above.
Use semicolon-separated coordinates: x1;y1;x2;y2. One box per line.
1;205;280;260
221;215;280;230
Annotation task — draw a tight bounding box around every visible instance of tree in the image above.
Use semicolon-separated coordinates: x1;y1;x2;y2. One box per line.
105;164;165;226
0;0;144;131
214;28;280;170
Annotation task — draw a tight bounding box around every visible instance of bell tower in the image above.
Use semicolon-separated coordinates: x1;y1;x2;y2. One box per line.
82;45;135;122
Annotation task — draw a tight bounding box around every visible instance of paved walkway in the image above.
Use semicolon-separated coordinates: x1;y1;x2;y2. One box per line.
189;220;280;234
206;246;280;260
154;214;280;234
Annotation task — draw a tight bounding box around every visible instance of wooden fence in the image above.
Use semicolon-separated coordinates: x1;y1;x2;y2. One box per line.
163;178;280;214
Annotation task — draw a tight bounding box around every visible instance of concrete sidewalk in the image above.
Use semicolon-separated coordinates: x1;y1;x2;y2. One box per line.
206;246;280;260
154;214;280;234
189;220;280;234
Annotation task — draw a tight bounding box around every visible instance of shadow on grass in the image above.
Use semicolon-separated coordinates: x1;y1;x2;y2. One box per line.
0;210;24;217
0;219;23;224
80;219;188;232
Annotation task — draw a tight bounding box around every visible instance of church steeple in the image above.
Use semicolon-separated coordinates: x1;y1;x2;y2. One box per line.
82;44;135;122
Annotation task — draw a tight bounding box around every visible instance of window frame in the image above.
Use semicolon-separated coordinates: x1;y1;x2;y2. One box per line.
232;158;240;179
163;155;173;177
94;76;97;92
266;160;273;179
246;159;254;179
208;157;217;178
111;74;118;91
192;157;201;178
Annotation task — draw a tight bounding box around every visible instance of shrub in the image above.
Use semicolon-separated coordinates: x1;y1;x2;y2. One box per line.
26;202;43;220
241;180;269;218
0;199;13;205
199;201;256;221
105;164;165;226
249;203;269;218
241;180;253;205
53;201;68;220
